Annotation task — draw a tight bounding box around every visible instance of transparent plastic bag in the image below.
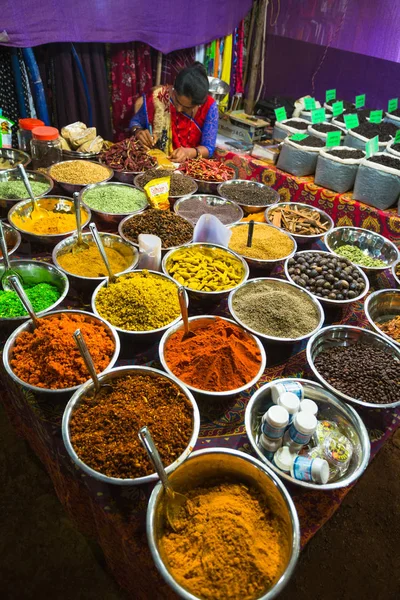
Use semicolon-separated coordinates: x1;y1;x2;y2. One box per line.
193;214;232;247
138;234;162;271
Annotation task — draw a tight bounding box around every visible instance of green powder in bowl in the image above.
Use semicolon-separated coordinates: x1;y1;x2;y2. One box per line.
82;183;148;214
0;180;50;199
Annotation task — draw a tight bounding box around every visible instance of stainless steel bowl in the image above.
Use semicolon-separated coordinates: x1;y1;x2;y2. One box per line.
229;222;297;270
147;448;300;600
228;277;325;344
0;147;31;172
193;173;235;195
52;232;139;293
48;160;113;194
324;226;399;273
174;194;243;226
8;196;91;245
92;269;186;340
62;149;100;161
159;315;266;399
162;242;249;303
80;181;148;228
1;222;21;258
284;250;370;306
0;168;53;217
245;378;370;490
0;259;69;332
62;365;200;485
265;202;334;245
364;289;400;348
3;309;119;395
218;179;280;214
307;325;400;409
134;171;198;200
392;260;400;287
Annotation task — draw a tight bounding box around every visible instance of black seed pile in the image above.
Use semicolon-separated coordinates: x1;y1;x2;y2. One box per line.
287;252;366;301
219;182;278;206
314;343;400;405
380;122;399;138
367;154;400;171
391;143;400;152
135;169;197;197
326;99;354;111
352;122;391;142
292;136;325;148
334;109;370;124
327;148;365;159
312;123;342;134
388;108;400;117
284;119;309;130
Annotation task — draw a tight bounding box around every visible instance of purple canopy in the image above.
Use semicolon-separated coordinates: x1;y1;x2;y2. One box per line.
1;0;252;53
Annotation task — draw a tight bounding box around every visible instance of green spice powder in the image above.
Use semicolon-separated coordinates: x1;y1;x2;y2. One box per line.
335;245;387;268
0;180;50;199
0;283;61;318
82;184;147;214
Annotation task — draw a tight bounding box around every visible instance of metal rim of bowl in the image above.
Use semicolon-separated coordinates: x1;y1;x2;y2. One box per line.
48;159;114;187
0;168;54;202
62;149;100;160
193;173;235;186
52;232;139;283
245;378;371;490
8;196;92;240
91;269;187;335
306;324;400;409
392;259;400;287
0;147;31;169
134;172;198;199
364;288;400;348
118;212;194;252
162;242;250;297
146;447;300;600
159;315;267;397
218;179;280;211
61;365;201;486
79;180;148;217
265;202;335;242
3;309;120;393
173;194;244;226
228;222;298;266
1;222;21;256
284;249;370;306
0;259;69;323
324;226;400;272
228;277;325;344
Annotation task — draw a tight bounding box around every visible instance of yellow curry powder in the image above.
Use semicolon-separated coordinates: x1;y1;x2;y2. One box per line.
161;482;286;600
12;209;86;235
57;244;131;278
229;224;294;260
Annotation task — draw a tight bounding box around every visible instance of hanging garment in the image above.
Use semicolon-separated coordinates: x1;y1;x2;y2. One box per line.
0;47;29;145
220;34;233;109
161;47;196;85
195;45;205;64
235;21;245;95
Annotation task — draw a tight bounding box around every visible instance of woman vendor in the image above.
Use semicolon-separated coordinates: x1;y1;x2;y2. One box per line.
129;63;218;163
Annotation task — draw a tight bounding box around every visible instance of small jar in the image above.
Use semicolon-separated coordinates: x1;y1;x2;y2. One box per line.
17;118;44;152
299;398;318;418
277;391;300;424
273;446;296;473
271;381;304;404
30;126;62;169
261;405;289;439
258;433;282;461
290;455;329;484
283;411;317;450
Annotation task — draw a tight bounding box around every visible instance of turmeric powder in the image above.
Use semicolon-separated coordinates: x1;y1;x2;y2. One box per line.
161;482;286;600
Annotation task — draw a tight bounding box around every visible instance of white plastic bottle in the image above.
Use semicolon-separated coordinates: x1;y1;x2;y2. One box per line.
299;398;318;418
271;381;304;404
273;446;296;473
283;411;318;451
290;455;329;484
261;405;289;439
277;391;300;424
258;434;282;461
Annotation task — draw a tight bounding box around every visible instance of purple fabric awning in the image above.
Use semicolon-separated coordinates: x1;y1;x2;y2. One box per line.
1;0;252;53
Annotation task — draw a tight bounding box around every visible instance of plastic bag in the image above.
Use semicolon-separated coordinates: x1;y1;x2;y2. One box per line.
0;113;14;148
193;214;232;247
353;153;400;210
314;146;365;193
344;129;390;151
70;127;97;149
273;118;310;142
78;135;104;153
61;121;86;143
144;177;170;210
277;138;321;177
138;234;162;271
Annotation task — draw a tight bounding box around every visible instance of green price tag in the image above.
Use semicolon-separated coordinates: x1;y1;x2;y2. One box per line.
332;101;344;117
365;135;379;158
304;97;316;111
388;98;398;113
369;110;383;124
290;133;308;142
0;132;2;149
274;107;287;122
344;113;360;130
311;108;326;124
325;89;336;102
326;130;342;148
355;94;366;108
394;130;400;144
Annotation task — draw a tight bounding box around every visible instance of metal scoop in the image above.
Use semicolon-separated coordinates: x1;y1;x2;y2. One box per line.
179;286;195;340
18;164;48;220
7;275;40;327
0;222;23;291
73;329;113;398
139;426;190;532
72;192;89;254
89;223;117;285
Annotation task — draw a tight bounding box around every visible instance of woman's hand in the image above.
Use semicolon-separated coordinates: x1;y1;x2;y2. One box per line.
169;147;194;163
135;129;157;149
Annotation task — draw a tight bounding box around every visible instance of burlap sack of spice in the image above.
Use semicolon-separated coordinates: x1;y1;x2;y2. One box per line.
353;154;400;210
315;147;365;193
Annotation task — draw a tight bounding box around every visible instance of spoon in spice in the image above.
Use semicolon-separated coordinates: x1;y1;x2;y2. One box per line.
73;329;113;398
72;192;89;254
7;275;40;327
89;223;117;286
17;164;49;220
178;286;195;340
138;426;190;532
0;221;23;291
247;220;255;247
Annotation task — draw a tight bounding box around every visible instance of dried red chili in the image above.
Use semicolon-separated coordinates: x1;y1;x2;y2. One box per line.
179;158;235;182
69;373;194;479
101;137;156;172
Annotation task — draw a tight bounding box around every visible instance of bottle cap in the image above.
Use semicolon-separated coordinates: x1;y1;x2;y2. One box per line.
293;411;317;435
271;381;303;404
278;391;300;414
300;398;318;417
312;458;330;484
259;433;282;453
32;126;59;140
263;405;289;428
19;118;44;131
273;446;296;472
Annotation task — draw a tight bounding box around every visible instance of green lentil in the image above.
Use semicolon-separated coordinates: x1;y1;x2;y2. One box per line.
0;180;50;199
82;184;147;214
335;244;387;268
0;283;61;318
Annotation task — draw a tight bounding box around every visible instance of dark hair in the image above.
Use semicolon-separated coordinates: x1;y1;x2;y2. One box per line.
174;62;209;105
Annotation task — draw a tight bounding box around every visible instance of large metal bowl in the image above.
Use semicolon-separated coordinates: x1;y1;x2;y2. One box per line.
218;179;280;214
147;448;300;600
245;378;370;490
8;196;91;246
392;260;400;287
52;231;139;293
0;168;53;217
284;250;370;306
48;160;113;194
174;194;243;226
307;325;400;409
3;309;120;395
62;149;100;161
0;147;31;172
364;289;400;348
228;222;297;270
228;277;325;344
1;222;21;258
159;315;266;399
265;202;334;245
162;242;249;303
134;171;198;201
324;226;399;274
79;181;148;229
193;172;236;195
62;365;200;485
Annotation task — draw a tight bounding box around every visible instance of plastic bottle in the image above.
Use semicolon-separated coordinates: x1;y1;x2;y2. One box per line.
30;126;62;169
273;446;296;473
271;381;304;404
283;411;317;450
277;391;300;424
290;455;329;484
258;434;282;461
261;405;289;440
17;118;44;152
299;398;318;418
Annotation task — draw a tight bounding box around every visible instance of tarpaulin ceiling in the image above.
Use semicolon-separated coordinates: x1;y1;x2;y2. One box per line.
0;0;252;53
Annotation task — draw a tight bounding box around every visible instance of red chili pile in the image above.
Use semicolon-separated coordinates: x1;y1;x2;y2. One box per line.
101;137;156;172
179;158;235;182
